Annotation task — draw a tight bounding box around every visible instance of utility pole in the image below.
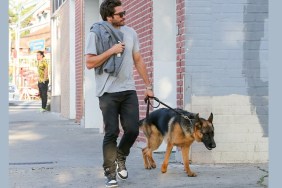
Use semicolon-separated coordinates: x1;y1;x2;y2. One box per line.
14;0;21;87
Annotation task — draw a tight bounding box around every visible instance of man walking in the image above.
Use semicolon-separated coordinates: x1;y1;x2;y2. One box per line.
85;0;154;187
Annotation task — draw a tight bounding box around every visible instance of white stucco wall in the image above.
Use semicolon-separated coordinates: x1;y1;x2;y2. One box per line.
83;0;104;132
152;0;177;152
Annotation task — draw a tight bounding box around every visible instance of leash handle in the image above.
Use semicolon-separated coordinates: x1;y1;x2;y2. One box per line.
145;96;150;119
145;96;159;118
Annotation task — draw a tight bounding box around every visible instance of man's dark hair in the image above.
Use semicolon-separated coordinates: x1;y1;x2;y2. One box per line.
100;0;122;21
37;50;45;58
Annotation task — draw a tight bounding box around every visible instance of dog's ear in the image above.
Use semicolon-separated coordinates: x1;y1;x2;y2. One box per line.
195;113;200;121
195;113;202;129
208;113;213;123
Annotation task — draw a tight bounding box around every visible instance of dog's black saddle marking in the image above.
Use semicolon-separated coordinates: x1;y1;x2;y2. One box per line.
145;108;196;136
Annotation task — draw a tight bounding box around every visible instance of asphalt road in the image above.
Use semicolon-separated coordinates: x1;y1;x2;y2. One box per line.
9;101;268;188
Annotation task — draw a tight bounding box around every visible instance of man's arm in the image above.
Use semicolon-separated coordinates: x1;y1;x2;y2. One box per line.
133;51;154;97
85;43;125;70
43;62;48;82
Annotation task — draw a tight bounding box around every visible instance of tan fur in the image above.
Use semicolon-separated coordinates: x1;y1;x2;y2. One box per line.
140;120;207;177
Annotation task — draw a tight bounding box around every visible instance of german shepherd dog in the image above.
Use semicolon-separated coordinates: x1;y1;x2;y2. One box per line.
139;108;216;177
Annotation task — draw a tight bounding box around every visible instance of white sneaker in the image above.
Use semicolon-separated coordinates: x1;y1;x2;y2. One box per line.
40;108;47;112
116;163;128;180
105;174;118;188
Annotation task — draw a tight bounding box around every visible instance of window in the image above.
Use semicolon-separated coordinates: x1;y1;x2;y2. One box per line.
52;0;66;13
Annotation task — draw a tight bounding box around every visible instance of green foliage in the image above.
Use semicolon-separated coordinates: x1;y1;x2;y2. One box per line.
9;0;36;39
9;9;17;23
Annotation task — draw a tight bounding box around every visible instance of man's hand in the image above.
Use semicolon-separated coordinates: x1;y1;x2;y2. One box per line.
110;42;125;55
144;88;154;98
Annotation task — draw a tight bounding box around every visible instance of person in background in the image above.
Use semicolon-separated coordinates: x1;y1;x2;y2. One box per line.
85;0;154;187
36;50;49;112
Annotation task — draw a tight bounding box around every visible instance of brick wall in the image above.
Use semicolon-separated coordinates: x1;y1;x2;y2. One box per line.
122;0;186;114
121;0;185;142
75;0;84;123
121;0;154;119
119;0;153;142
176;0;186;108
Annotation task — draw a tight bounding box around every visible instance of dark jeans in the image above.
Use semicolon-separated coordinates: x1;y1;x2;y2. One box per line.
99;90;139;174
38;80;49;109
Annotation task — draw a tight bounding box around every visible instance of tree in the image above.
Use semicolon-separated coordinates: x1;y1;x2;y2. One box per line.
9;0;35;40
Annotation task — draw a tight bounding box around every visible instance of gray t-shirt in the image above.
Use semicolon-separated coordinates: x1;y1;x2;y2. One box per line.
85;25;140;97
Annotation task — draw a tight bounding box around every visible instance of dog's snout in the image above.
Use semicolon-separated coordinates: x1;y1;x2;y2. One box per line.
208;141;216;148
206;141;216;150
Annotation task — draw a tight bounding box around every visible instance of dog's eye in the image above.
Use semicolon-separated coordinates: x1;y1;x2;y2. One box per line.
203;131;214;138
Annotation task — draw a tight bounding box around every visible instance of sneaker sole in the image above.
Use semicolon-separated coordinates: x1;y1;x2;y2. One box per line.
106;185;118;188
105;179;118;188
104;174;118;187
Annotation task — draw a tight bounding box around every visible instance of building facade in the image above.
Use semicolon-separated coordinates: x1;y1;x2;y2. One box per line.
50;0;268;163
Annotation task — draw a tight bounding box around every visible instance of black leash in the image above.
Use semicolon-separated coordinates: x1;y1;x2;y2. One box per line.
144;96;193;124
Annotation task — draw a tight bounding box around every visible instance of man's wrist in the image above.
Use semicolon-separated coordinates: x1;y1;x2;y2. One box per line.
146;85;153;90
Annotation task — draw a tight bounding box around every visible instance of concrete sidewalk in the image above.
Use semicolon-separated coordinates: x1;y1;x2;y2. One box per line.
9;101;268;188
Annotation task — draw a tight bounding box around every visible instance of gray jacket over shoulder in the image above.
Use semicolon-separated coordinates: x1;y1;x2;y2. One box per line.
90;21;124;77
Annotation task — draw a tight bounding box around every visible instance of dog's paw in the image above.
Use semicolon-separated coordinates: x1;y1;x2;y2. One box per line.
187;172;197;177
145;163;157;170
145;166;152;170
144;161;151;170
161;164;168;173
144;162;153;170
149;160;156;169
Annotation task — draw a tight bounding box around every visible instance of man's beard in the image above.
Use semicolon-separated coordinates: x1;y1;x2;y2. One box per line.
112;20;125;27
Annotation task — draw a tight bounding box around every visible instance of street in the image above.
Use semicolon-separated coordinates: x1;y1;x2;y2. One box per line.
9;101;268;188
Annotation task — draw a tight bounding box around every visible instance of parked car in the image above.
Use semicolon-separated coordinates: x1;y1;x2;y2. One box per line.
9;83;20;102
